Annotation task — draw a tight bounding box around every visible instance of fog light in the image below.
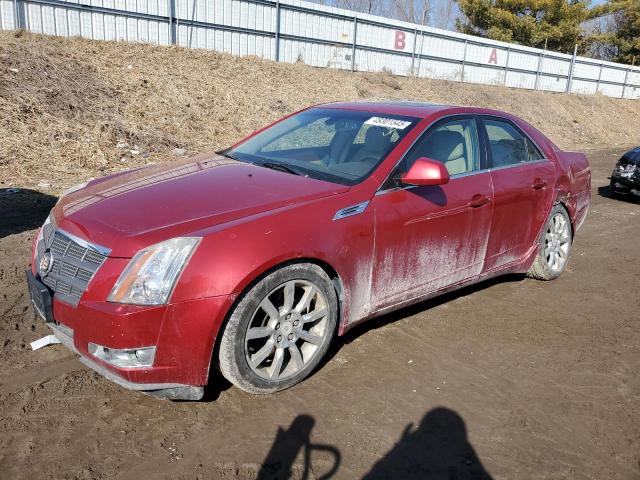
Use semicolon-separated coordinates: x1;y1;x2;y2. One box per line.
88;343;156;368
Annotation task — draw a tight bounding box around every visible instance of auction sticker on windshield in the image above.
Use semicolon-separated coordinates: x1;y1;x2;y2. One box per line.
364;117;412;129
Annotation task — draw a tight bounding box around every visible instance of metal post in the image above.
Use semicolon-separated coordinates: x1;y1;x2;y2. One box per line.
534;52;543;90
410;28;417;76
168;0;174;45
12;0;20;29
461;39;468;82
416;9;427;78
621;57;634;99
534;39;547;91
596;63;603;94
350;16;357;72
274;0;281;62
566;44;578;94
175;0;180;46
503;47;510;86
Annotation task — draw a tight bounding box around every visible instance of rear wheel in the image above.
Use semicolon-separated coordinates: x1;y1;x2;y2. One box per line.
218;264;338;394
527;204;572;281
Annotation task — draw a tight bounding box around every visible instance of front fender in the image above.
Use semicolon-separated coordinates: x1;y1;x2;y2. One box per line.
170;193;376;331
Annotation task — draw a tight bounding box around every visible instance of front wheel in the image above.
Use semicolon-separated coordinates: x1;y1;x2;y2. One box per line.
217;264;338;394
527;204;573;281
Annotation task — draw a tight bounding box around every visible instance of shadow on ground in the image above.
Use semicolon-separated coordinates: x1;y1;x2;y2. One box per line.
334;273;525;354
257;408;492;479
0;188;57;238
257;414;340;480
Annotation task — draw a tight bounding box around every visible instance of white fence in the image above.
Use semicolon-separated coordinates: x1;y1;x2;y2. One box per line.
1;0;639;99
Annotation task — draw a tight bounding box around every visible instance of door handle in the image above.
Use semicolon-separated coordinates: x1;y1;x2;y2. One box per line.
532;178;548;190
468;194;491;208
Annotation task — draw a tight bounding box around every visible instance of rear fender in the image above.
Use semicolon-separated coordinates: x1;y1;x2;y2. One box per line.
552;149;591;232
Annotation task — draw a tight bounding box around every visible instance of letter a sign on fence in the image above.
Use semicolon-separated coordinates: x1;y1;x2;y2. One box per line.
394;31;406;50
488;48;498;64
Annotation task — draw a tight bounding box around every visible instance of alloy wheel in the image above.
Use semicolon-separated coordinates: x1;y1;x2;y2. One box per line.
244;279;330;381
544;212;571;273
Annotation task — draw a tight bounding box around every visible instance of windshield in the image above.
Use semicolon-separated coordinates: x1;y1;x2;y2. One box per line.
225;108;420;186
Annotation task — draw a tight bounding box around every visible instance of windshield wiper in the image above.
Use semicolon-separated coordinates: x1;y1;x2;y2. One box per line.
258;162;302;176
219;152;304;176
218;150;241;161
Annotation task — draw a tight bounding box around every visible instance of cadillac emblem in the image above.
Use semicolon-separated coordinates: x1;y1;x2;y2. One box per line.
39;250;54;277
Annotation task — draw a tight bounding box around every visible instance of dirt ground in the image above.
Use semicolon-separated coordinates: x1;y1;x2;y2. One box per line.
0;147;639;479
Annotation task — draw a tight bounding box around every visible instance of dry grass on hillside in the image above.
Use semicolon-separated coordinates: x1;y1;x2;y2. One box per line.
1;30;639;192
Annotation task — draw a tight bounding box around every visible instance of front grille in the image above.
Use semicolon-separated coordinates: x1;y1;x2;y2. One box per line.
35;215;110;307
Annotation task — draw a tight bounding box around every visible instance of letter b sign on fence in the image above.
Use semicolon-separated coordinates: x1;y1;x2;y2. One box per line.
394;31;406;50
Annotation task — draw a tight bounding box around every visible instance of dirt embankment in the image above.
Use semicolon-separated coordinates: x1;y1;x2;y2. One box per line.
1;30;640;193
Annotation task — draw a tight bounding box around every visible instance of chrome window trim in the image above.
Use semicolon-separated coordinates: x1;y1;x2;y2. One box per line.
375;112;553;196
487;158;551;172
375;113;474;195
375;158;552;196
478;114;546;162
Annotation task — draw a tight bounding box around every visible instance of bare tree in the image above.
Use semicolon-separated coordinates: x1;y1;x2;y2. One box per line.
432;0;456;30
311;0;459;30
317;0;384;16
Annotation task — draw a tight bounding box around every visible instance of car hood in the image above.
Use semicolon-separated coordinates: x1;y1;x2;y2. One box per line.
55;153;349;257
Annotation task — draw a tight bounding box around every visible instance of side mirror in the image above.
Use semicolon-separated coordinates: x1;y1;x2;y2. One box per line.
400;157;450;186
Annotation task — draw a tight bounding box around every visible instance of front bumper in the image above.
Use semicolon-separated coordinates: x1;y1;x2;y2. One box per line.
610;172;640;194
48;322;204;400
28;270;234;400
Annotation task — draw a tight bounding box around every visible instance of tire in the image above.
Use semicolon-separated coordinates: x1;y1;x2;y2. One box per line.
218;263;338;394
527;204;572;281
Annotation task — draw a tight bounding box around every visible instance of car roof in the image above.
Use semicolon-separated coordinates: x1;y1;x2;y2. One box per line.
320;100;509;120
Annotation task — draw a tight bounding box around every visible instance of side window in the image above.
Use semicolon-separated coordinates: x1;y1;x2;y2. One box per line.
261;117;335;153
484;119;542;167
402;118;480;176
526;138;544;161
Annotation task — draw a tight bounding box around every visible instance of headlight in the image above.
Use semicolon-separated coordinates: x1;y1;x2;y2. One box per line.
108;237;200;305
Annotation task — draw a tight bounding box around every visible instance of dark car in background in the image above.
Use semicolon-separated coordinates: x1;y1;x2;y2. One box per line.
610;147;640;197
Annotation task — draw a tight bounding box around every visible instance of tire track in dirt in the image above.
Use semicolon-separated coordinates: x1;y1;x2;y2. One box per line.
0;356;83;396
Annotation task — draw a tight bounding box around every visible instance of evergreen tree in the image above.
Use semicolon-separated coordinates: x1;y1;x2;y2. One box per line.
455;0;599;53
603;0;640;64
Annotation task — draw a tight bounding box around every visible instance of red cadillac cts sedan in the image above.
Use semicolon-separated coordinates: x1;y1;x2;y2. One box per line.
27;102;591;400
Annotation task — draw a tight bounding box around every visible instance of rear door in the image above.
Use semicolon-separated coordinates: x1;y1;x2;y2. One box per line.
480;116;555;272
370;116;494;308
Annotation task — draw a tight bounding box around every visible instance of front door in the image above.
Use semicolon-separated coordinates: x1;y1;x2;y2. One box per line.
371;116;494;309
